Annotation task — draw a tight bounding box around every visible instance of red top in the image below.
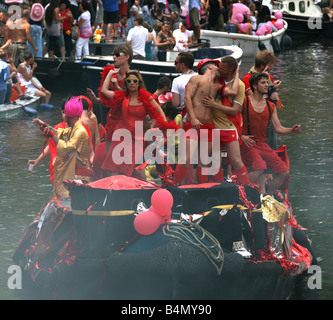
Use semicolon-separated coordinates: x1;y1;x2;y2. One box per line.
60;9;71;31
242;96;275;142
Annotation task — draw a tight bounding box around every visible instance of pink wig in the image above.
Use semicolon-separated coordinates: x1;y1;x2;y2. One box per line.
64;97;83;118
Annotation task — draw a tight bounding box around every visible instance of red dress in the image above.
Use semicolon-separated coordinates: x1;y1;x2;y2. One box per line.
101;89;179;176
98;66;124;141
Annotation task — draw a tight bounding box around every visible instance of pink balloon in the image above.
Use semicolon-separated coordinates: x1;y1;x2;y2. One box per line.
236;13;244;23
274;11;283;20
239;23;249;34
265;22;272;33
134;210;163;235
151;189;174;217
275;19;284;30
256;26;266;36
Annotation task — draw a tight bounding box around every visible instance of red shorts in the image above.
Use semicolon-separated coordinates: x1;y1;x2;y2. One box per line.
240;141;289;174
184;121;214;142
213;129;239;146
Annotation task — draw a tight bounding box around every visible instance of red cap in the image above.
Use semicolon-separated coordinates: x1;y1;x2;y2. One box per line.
77;95;93;111
197;59;220;73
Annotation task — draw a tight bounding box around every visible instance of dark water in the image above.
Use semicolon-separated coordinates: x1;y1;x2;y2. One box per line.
0;36;332;300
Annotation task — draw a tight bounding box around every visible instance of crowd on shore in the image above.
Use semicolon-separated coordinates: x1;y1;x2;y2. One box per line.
28;42;301;202
0;0;290;64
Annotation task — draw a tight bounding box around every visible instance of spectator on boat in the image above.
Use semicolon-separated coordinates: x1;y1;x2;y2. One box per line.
205;0;225;31
45;0;66;58
4;51;23;103
152;76;171;103
17;52;52;104
249;2;257;33
173;58;240;184
222;0;236;33
243;50;283;111
4;8;38;67
69;0;80;20
59;0;74;58
92;0;104;33
114;14;128;39
171;51;196;112
0;48;10;104
102;0;119;40
32;97;93;199
99;69;172;179
168;0;181;14
75;0;93;61
170;51;196;183
230;0;250;24
240;73;301;195
92;44;133;178
254;0;271;25
127;5;140;32
155;0;167;13
169;10;181;31
201;56;249;184
173;20;192;51
141;1;155;27
155;21;174;60
127;15;148;60
189;0;201;44
28;2;45;58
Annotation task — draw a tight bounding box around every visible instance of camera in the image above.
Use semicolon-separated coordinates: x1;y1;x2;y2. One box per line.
268;85;276;97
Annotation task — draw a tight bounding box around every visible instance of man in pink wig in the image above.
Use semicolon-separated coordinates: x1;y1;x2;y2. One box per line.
32;97;93;199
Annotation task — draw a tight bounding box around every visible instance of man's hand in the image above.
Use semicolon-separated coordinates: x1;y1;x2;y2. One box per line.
241;134;256;148
191;117;202;130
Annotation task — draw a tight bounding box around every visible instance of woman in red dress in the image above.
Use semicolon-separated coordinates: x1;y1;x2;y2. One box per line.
100;70;178;179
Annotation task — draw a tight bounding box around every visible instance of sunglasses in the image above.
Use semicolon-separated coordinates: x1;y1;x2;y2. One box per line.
114;52;126;57
174;60;180;65
126;78;139;84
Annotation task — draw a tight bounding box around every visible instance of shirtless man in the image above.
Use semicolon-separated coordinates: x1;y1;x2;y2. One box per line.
4;9;38;67
202;55;249;185
173;59;238;184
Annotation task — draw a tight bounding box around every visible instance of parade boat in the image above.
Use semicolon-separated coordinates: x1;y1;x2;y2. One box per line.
13;155;316;300
199;20;290;57
84;44;243;95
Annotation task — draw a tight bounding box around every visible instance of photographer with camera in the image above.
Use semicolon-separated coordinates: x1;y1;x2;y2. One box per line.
240;73;301;196
242;50;284;110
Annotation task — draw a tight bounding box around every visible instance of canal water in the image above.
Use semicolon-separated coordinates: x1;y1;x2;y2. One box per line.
0;36;332;300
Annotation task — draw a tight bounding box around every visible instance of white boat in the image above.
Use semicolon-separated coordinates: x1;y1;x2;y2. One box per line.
84;45;243;94
198;20;289;57
268;0;324;35
0;95;40;119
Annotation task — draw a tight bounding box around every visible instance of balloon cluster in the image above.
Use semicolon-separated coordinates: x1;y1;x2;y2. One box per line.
256;11;283;35
134;189;173;235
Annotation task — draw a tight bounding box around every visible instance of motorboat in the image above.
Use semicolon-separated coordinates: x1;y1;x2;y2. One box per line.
268;0;324;35
198;20;289;57
84;45;243;94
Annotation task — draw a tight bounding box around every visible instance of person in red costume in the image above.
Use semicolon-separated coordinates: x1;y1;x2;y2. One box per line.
99;70;178;180
90;44;133;180
241;73;301;196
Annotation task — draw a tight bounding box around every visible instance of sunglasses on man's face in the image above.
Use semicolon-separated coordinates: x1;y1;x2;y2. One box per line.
126;78;139;84
114;52;126;57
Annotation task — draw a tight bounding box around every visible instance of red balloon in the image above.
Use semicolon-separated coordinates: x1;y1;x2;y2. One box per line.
151;189;174;217
134;210;163;235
